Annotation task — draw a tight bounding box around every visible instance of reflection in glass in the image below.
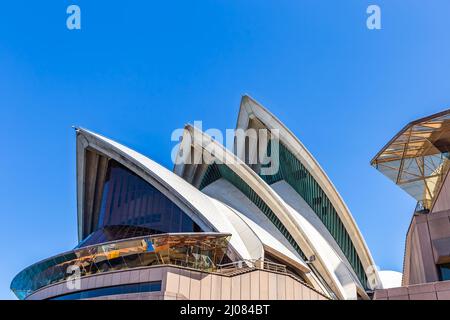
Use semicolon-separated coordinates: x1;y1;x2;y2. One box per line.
87;160;201;247
11;233;230;300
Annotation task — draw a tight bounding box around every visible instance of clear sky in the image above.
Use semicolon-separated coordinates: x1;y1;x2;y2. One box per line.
1;0;449;299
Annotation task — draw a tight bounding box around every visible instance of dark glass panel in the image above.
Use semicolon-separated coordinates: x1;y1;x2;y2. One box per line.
84;160;201;245
50;281;162;300
439;263;450;281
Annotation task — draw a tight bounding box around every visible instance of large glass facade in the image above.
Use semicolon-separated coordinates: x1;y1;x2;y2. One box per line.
88;160;201;244
50;281;162;300
10;233;230;300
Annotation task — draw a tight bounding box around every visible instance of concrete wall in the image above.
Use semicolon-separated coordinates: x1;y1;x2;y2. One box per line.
26;265;328;300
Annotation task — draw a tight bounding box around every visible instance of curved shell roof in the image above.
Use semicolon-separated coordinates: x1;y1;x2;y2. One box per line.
73;93;380;299
236;95;380;290
173;124;373;299
75;128;308;273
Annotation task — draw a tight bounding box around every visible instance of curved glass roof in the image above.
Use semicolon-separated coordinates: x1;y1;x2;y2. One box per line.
11;233;230;300
371;109;450;210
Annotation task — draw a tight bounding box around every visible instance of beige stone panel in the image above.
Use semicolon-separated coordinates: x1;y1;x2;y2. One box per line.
149;267;163;282
435;280;450;292
54;284;64;298
301;284;310;300
411;229;426;284
428;216;450;240
210;274;222;300
240;273;251;300
189;272;201;300
268;272;277;300
95;275;105;288
285;277;294;300
36;285;56;299
87;276;96;289
102;273;113;287
250;271;260;300
231;274;241;300
30;290;44;300
111;272;121;286
389;295;410;300
259;271;269;300
200;274;212;300
142;292;164;300
129;270;140;284
293;281;302;300
408;283;435;295
318;293;328;300
177;269;191;300
417;222;439;282
165;270;180;295
120;271;130;285
373;289;388;299
409;292;437;300
276;274;286;300
437;290;450;300
139;269;151;283
309;290;319;300
221;277;231;300
55;283;65;297
387;286;408;298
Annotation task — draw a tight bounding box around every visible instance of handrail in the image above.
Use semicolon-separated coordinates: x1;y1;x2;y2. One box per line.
262;260;287;273
217;259;286;275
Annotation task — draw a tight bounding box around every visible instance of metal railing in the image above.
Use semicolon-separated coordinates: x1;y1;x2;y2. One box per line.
216;259;286;275
262;260;287;273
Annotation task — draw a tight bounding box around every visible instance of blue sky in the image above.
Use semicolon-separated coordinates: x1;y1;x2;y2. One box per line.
1;0;449;299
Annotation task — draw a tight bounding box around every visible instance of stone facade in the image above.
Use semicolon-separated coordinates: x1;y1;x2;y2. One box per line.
374;280;450;300
27;265;328;300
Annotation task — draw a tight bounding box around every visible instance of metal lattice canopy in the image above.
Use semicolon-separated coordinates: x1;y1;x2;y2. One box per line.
371;109;450;210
